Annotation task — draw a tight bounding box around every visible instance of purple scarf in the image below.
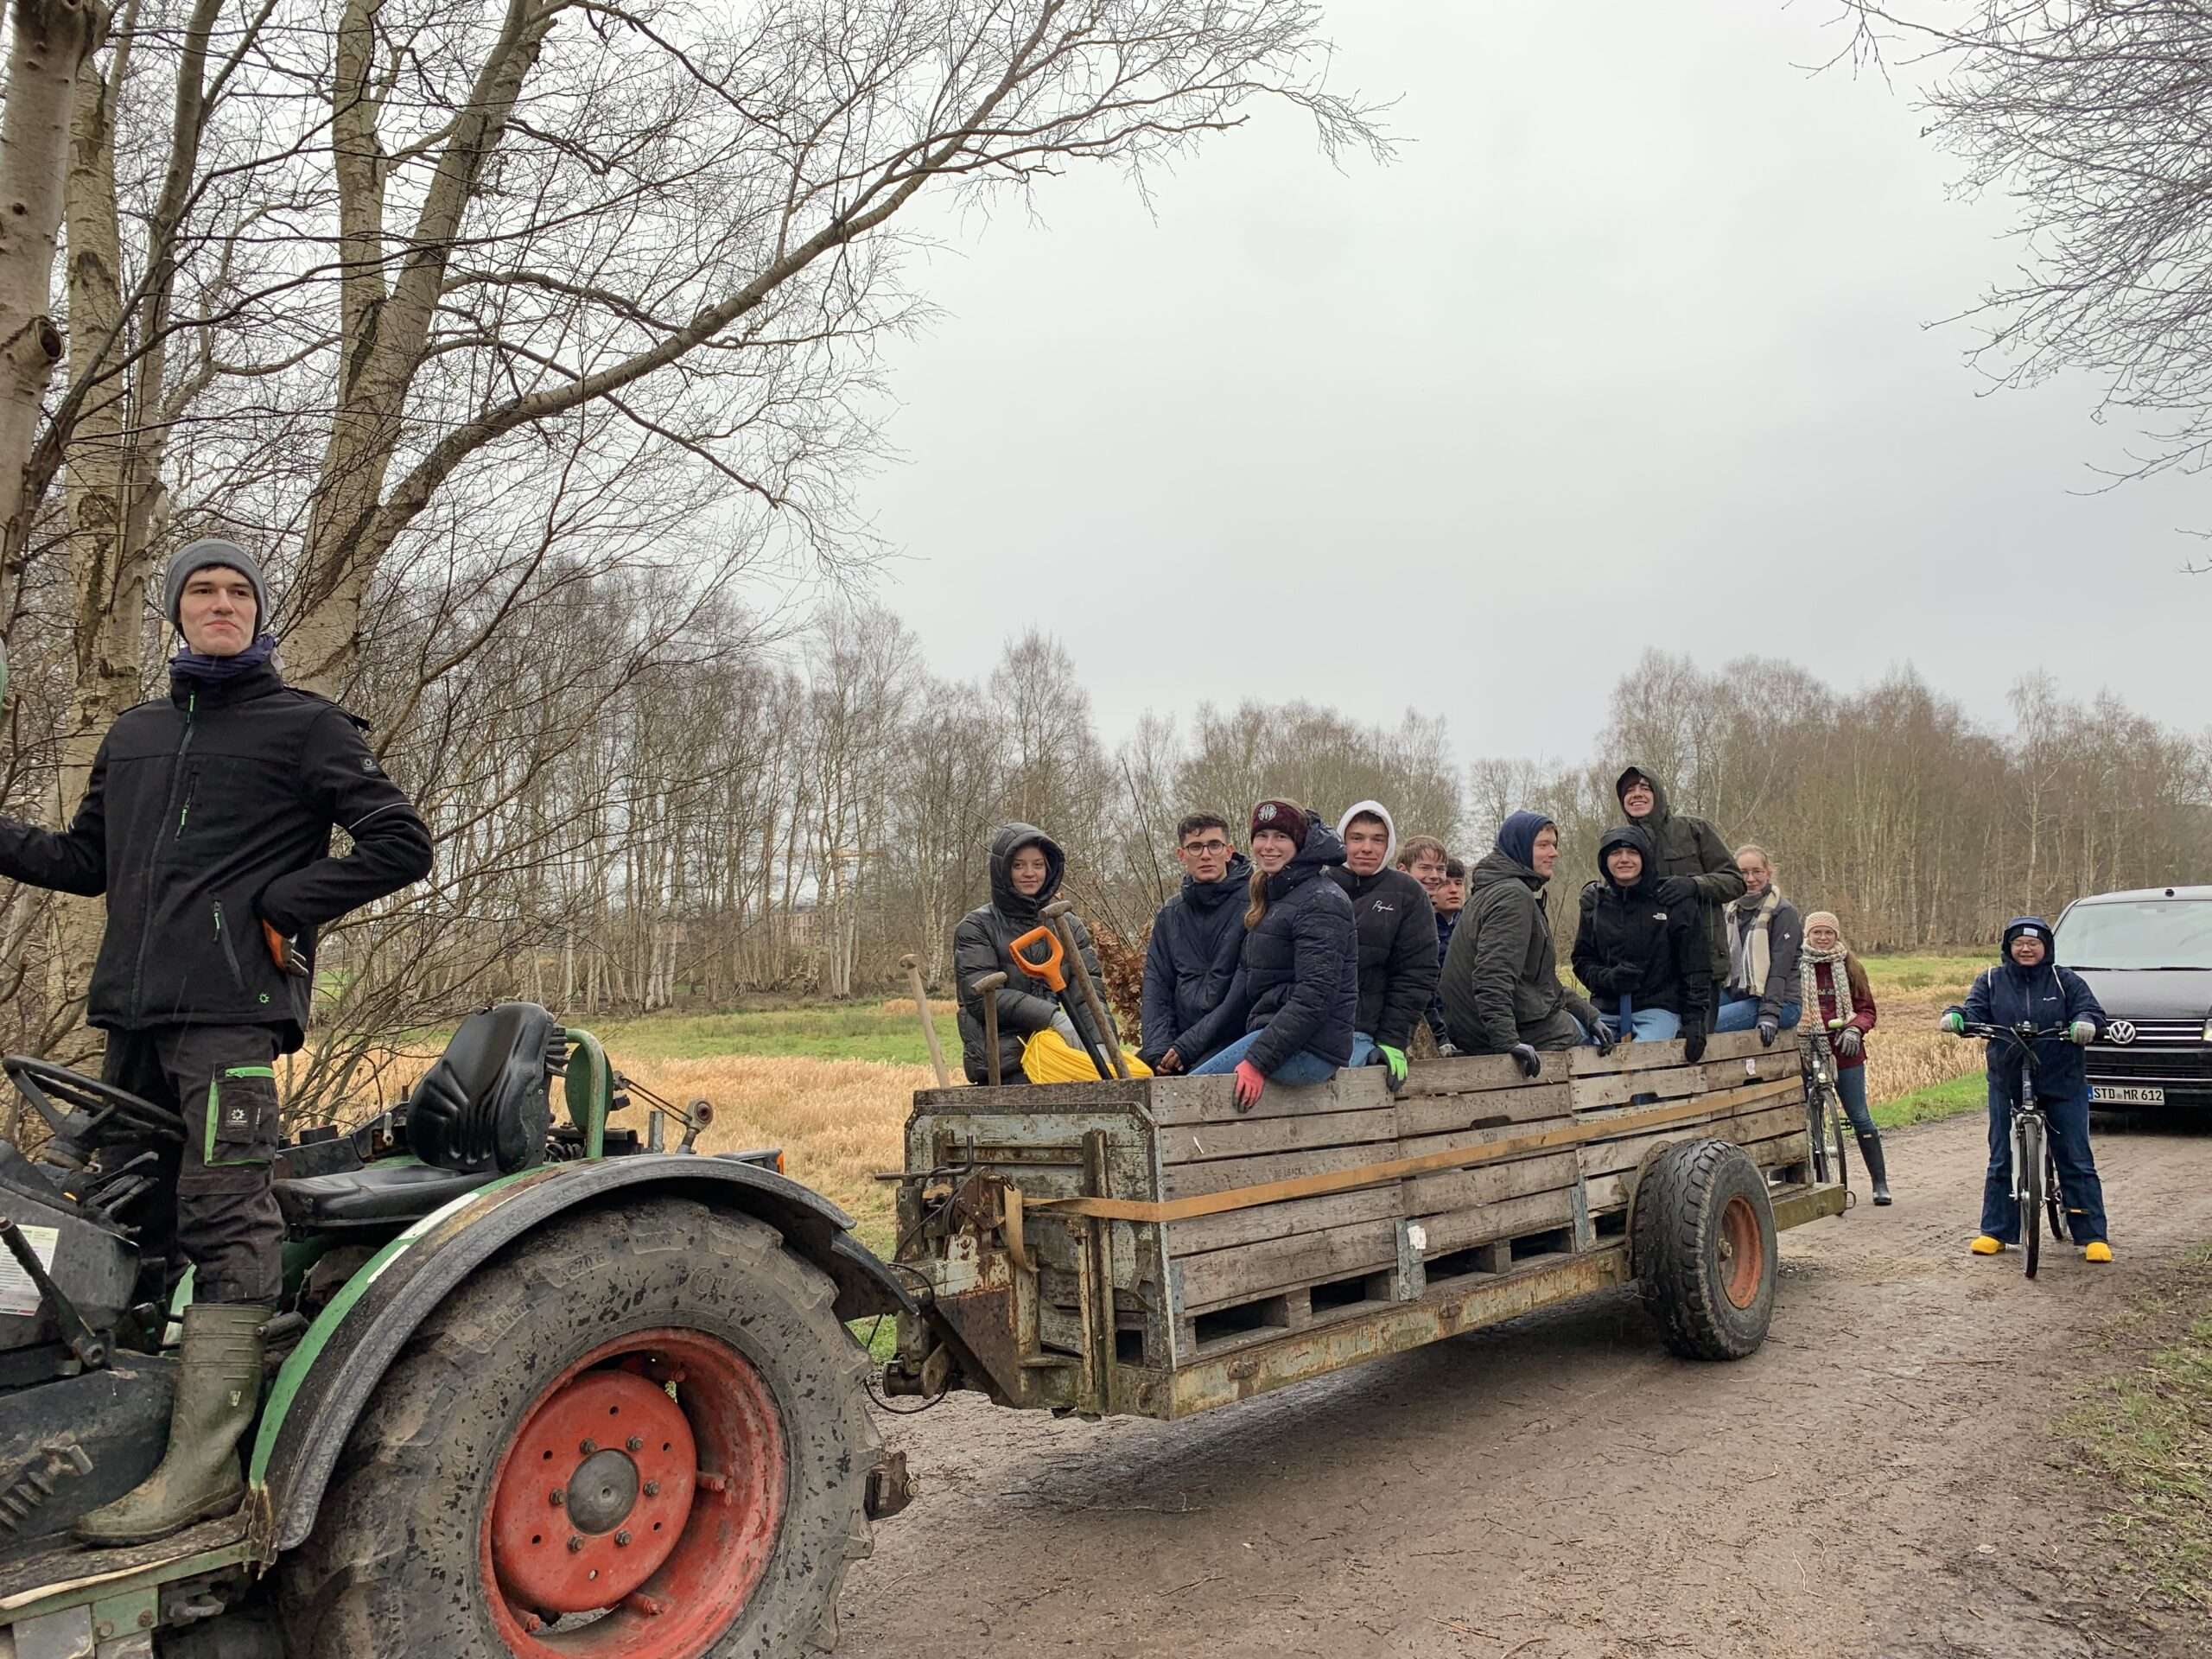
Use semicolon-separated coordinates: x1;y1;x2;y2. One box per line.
169;632;278;688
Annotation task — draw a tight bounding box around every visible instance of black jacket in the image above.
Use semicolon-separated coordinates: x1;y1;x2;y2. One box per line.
1443;847;1598;1053
1201;817;1357;1075
1615;764;1745;995
0;663;433;1046
952;823;1107;1084
1572;824;1711;1027
1138;853;1250;1070
1326;864;1439;1051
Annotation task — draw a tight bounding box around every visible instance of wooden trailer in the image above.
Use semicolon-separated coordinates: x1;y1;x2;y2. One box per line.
887;1030;1848;1420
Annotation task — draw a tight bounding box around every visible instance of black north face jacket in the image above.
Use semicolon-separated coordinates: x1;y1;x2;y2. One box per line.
0;663;433;1047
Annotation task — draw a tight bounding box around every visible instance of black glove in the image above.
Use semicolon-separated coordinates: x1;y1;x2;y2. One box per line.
1757;1017;1778;1048
1682;1026;1707;1064
1655;875;1699;907
1509;1042;1541;1079
1606;962;1645;995
1589;1020;1617;1057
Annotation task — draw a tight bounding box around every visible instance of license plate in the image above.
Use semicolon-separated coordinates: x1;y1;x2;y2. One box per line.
2091;1085;2165;1105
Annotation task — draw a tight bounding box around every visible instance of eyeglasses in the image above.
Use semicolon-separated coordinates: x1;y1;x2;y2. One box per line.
1180;840;1231;855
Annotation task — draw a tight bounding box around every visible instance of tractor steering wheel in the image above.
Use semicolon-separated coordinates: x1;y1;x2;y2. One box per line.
3;1056;188;1147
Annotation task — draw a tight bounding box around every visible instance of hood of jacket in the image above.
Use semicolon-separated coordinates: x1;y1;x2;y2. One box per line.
1596;823;1658;896
1999;914;2056;977
1182;851;1252;913
988;822;1065;922
1471;843;1545;896
1335;798;1397;868
1615;765;1673;830
1494;810;1554;870
1270;815;1344;897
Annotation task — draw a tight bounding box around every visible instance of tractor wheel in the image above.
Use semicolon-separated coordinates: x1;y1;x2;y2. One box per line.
276;1198;878;1658
1632;1137;1777;1362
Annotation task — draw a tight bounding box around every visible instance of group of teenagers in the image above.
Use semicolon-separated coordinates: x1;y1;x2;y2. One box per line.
954;762;2121;1262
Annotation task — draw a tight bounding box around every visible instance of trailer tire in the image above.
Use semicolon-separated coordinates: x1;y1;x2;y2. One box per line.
1632;1138;1776;1362
275;1198;878;1659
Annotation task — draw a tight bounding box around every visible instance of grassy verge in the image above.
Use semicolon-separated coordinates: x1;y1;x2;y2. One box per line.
1872;1071;1985;1131
2056;1248;2212;1618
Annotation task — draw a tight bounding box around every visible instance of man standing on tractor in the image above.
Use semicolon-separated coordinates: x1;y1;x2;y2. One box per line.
0;539;434;1546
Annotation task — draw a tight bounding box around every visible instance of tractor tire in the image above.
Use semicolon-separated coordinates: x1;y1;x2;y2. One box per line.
1632;1137;1777;1362
276;1198;878;1659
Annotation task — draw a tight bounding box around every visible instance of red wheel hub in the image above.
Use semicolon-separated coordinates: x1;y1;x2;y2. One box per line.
480;1330;786;1657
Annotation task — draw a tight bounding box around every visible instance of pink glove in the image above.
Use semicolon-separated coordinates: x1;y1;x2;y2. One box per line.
1234;1059;1266;1109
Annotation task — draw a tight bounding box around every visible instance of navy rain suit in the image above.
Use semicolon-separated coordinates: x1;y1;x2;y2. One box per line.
1956;917;2110;1245
1138;852;1252;1071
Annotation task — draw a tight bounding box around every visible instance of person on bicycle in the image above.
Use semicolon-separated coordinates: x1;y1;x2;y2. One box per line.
1941;916;2112;1262
0;540;435;1544
1800;911;1890;1205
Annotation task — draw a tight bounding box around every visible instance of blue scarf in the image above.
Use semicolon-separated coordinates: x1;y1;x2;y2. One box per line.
169;632;278;687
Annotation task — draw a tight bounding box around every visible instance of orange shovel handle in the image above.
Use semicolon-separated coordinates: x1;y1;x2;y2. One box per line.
1007;925;1067;993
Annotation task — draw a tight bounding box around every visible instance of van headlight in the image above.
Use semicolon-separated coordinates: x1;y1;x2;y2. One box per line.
2202;1017;2212;1043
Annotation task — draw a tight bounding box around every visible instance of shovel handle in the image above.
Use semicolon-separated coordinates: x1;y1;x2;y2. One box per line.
1007;925;1066;993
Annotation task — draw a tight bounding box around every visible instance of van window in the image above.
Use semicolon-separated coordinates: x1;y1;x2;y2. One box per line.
2056;901;2212;970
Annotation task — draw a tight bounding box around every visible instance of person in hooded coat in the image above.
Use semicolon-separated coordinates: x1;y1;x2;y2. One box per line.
1328;799;1439;1090
1138;813;1253;1073
1441;810;1611;1073
1943;917;2112;1261
1190;801;1357;1107
954;823;1109;1085
1613;766;1744;1022
1571;823;1710;1057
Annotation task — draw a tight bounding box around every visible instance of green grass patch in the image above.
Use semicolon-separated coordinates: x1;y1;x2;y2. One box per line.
575;1006;944;1068
1860;951;1986;997
2056;1250;2212;1615
1872;1071;1985;1130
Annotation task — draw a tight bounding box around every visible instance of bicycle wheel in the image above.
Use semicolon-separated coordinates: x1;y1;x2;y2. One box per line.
1805;1084;1832;1184
2046;1143;2067;1243
2018;1116;2045;1279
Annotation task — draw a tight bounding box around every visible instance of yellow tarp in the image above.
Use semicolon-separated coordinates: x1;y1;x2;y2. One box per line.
1020;1027;1154;1084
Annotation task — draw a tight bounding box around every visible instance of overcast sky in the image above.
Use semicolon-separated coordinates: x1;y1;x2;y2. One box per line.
852;1;2203;765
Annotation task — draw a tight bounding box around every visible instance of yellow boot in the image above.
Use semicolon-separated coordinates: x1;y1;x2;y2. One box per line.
2084;1241;2113;1264
1969;1235;2006;1255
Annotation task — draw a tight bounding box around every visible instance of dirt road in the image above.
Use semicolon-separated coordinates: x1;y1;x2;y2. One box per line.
835;1109;2212;1659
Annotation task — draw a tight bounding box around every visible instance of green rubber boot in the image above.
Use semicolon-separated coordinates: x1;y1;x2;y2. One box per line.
75;1303;267;1546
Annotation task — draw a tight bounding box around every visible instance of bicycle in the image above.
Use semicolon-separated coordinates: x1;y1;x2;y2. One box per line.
1799;1020;1852;1195
1955;1020;2069;1278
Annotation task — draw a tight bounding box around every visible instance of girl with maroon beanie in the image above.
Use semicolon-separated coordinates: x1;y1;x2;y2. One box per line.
1188;800;1359;1108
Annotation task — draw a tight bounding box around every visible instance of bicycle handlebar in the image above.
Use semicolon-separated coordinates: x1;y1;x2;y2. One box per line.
1956;1021;2071;1044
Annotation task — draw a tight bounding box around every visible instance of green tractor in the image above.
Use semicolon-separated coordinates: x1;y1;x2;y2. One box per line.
0;1001;912;1657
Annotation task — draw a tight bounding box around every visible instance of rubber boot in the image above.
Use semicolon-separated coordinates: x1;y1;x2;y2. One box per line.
76;1303;267;1546
1855;1131;1892;1206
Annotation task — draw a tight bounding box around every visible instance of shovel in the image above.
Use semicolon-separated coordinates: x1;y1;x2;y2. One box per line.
899;954;950;1088
1007;925;1117;1081
1040;899;1131;1080
972;972;1008;1087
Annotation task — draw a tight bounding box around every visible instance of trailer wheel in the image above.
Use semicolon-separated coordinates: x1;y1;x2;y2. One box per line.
1632;1138;1777;1361
276;1198;878;1658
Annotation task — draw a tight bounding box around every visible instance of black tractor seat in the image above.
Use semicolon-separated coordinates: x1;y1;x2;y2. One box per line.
271;1002;565;1237
272;1160;496;1233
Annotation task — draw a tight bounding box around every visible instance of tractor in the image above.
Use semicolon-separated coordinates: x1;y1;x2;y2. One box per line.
0;1001;912;1657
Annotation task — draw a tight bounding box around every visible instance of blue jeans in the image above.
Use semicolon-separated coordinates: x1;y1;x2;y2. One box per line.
1716;997;1801;1033
1190;1028;1370;1084
1979;1083;2107;1245
1831;1062;1874;1137
1599;1007;1680;1043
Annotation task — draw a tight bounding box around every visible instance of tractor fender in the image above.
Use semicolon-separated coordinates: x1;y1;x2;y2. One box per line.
249;1154;912;1560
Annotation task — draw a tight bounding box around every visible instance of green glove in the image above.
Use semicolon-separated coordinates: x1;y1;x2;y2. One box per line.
1940;1010;1964;1035
2069;1019;2097;1046
1377;1044;1408;1084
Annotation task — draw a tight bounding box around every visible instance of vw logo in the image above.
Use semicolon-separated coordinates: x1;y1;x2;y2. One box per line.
2107;1020;2137;1046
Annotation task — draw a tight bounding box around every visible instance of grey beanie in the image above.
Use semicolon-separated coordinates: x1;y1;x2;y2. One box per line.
164;538;269;632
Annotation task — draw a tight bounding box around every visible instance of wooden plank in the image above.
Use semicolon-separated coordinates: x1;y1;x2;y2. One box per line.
1162;1142;1395;1203
912;1078;1154;1114
1165;1185;1405;1259
1174;1217;1404;1313
1580;1101;1807;1182
1402;1117;1578;1161
1397;1083;1572;1137
1156;1107;1397;1166
1394;1051;1563;1097
1149;1067;1392;1128
1417;1188;1579;1257
1580;1109;1815;1212
1570;1048;1802;1111
1403;1147;1580;1216
1566;1027;1767;1078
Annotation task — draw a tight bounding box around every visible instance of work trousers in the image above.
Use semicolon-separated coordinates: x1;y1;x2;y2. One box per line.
102;1025;284;1306
1980;1081;2108;1247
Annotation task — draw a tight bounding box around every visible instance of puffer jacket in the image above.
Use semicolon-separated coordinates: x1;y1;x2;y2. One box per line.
1572;823;1711;1026
1443;846;1598;1053
1615;765;1745;998
952;823;1107;1084
1328;862;1439;1050
1213;816;1358;1075
1138;853;1251;1071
